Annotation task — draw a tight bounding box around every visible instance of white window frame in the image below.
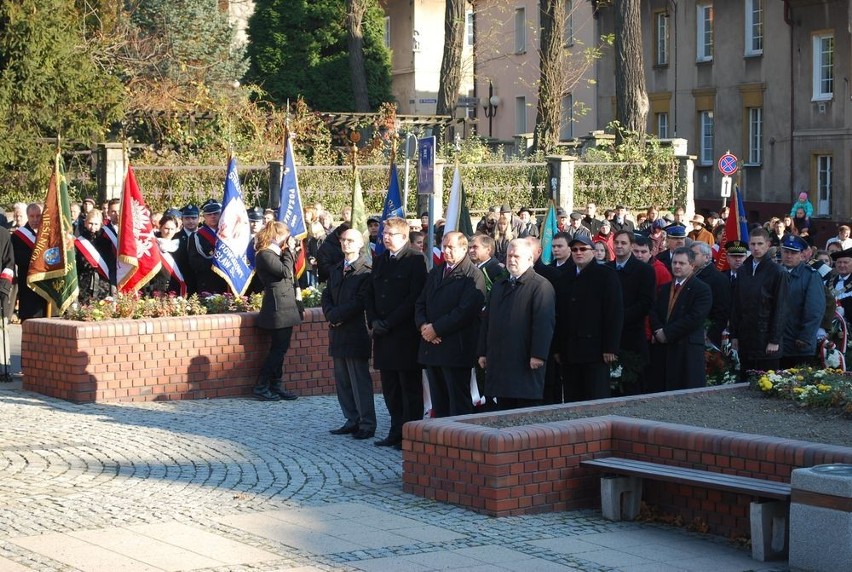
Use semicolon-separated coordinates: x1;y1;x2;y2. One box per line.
812;33;834;101
656;12;669;66
699;110;714;165
384;17;391;49
514;8;526;54
817;155;832;216
515;96;527;134
745;0;763;56
696;4;714;62
748;107;763;165
564;0;574;47
657;112;669;138
466;10;474;47
560;94;574;140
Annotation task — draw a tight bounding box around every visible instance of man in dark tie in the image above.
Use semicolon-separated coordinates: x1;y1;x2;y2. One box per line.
649;247;712;391
723;240;749;294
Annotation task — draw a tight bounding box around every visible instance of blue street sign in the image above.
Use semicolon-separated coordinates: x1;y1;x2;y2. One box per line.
417;137;436;196
718;153;738;176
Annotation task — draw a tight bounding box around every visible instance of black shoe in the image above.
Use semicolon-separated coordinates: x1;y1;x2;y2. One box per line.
392;442;402;450
253;388;282;401
330;425;358;435
275;389;298;401
374;436;402;447
352;429;375;440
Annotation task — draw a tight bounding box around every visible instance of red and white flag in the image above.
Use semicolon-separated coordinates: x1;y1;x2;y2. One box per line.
116;165;162;293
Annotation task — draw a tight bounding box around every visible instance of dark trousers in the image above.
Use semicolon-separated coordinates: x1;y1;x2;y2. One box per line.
487;397;542;412
380;368;423;441
333;357;377;432
426;365;473;418
259;327;293;381
779;355;817;370
562;361;611;402
739;355;781;381
542;353;565;404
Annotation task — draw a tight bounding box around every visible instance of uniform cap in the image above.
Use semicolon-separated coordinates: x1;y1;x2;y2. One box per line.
665;224;687;238
201;200;222;215
724;240;749;255
181;204;199;217
247;206;264;222
781;235;808;252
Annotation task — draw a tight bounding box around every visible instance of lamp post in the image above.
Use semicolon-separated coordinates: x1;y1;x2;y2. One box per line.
483;80;500;138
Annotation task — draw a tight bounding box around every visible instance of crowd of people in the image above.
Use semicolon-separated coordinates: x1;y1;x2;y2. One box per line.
2;193;849;448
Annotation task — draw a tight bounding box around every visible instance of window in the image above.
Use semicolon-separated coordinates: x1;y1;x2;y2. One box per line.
655;11;669;66
817;155;832;216
748;107;762;165
812;33;834;101
699;111;714;164
656;112;669;138
560;94;574;140
514;8;526;53
696;4;713;62
466;11;474;47
384;17;391;49
745;0;763;55
564;0;574;47
515;96;527;134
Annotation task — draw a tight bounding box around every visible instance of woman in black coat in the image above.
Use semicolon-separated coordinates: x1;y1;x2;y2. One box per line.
253;221;303;401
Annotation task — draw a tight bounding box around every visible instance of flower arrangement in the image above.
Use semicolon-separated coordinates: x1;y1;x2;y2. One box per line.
300;285;325;308
705;337;739;386
749;366;852;415
64;291;262;322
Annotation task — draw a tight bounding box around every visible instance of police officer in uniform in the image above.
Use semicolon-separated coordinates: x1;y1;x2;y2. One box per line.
177;204;199;295
188;200;228;295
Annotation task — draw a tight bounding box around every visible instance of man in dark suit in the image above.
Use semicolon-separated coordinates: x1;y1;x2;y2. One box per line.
177;204;199;295
416;232;486;418
11;203;46;320
610;205;635;233
365;217;428;449
478;239;555;410
691;241;732;348
321;229;376;440
649;247;713;391
554;235;623;401
608;230;656;394
468;233;506;289
517;207;539;238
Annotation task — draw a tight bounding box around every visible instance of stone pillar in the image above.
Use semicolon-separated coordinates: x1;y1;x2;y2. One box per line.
267;160;283;210
672;139;695;218
546;155;576;214
96;143;127;202
514;133;534;157
789;464;852;571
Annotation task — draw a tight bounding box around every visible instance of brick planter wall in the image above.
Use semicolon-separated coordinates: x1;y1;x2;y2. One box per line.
22;308;379;403
402;387;852;539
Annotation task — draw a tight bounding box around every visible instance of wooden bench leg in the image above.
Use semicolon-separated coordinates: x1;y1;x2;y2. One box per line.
750;500;789;561
600;476;643;521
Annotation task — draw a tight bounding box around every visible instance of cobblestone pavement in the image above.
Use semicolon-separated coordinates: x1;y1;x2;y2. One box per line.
0;325;788;571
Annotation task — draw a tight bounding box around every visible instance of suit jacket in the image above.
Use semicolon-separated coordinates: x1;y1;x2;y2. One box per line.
608;255;656;356
729;257;789;358
10;224;46;320
365;245;428;370
554;262;623;364
321;255;372;359
255;248;302;330
415;257;486;368
188;224;228;294
479;257;507;289
478;268;555;399
0;227;13;319
695;263;732;347
650;276;712;389
176;228;198;294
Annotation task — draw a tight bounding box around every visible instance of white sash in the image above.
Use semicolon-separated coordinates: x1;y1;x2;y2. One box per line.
159;251;187;296
74;236;110;281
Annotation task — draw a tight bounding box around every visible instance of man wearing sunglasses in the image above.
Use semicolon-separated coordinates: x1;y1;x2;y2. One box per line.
553;235;624;402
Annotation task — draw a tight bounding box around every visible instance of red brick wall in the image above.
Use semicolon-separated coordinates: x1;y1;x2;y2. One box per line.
403;398;852;538
22;308;380;403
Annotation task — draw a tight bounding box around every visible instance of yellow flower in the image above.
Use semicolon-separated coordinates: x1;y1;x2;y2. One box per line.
817;384;831;392
758;376;773;391
793;387;805;394
796;375;804;381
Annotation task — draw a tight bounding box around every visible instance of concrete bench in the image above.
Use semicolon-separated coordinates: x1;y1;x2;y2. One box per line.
581;456;791;562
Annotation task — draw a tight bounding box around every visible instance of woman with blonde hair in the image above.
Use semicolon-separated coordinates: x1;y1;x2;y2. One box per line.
253;221;302;401
493;215;514;264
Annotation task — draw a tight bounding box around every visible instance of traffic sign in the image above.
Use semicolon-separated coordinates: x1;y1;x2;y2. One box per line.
417;137;436;196
720;176;732;198
718;153;738;176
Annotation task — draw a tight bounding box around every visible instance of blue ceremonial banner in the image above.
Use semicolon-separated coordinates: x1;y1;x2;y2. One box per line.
374;162;406;255
213;157;254;296
539;202;558;265
278;135;307;240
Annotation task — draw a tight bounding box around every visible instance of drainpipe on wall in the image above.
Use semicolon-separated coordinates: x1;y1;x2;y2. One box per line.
785;0;795;200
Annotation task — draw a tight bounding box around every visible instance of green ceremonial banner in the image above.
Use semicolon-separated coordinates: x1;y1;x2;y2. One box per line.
350;165;368;252
27;153;79;313
539;202;558;265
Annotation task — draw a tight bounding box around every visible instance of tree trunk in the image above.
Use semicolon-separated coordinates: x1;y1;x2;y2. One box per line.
436;0;466;116
534;0;567;154
346;0;370;112
614;0;648;143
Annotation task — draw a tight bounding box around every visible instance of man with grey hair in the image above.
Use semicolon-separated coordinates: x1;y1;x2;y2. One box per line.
690;240;731;347
478;239;555;410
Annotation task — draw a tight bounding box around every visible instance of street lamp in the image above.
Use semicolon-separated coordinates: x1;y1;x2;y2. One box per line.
482;80;500;138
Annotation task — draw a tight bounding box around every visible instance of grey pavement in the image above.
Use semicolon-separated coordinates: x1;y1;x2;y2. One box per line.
0;323;788;572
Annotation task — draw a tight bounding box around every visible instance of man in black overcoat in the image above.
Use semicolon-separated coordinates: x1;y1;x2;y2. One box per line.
416;232;486;418
1;226;13;374
321;229;376;440
649;247;712;391
553;235;623;401
691;241;732;348
365;217;427;448
478;239;555;410
11;203;46;320
608;230;656;394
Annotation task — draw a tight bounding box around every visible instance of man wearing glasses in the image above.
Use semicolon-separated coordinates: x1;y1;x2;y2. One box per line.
365;217;428;449
553;235;623;401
